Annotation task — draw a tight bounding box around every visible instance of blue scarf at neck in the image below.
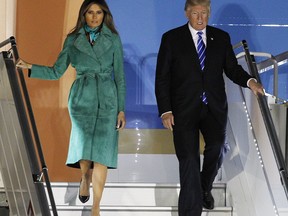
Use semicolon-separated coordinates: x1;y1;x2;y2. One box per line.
84;24;100;44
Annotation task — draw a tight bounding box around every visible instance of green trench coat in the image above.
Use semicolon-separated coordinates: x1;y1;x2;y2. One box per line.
30;25;126;169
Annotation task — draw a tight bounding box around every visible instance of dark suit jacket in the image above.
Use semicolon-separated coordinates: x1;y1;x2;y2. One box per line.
155;23;253;130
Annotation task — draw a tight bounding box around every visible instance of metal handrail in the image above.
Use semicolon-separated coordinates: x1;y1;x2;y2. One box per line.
235;51;279;102
0;37;58;215
235;40;288;199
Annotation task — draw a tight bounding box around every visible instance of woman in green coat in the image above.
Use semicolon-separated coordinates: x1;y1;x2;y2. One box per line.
16;0;126;215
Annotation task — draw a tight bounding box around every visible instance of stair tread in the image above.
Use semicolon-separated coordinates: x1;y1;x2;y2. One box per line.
47;182;228;208
48;182;226;189
54;205;232;212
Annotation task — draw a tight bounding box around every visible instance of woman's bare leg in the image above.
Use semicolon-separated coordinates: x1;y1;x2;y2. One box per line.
91;162;108;216
79;160;92;197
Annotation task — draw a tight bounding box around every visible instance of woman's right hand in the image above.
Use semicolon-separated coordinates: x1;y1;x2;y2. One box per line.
16;59;32;69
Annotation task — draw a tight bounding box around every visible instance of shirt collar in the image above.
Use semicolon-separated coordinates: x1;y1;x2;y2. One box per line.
188;22;207;39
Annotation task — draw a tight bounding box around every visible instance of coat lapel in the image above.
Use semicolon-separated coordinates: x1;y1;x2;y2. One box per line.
73;25;113;61
93;25;113;59
74;28;97;60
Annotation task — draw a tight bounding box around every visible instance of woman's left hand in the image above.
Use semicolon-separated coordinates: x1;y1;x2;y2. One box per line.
116;111;126;130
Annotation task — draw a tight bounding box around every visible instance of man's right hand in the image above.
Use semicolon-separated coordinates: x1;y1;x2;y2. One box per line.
161;112;174;131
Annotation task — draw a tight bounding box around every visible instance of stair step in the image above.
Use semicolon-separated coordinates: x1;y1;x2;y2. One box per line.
0;188;8;207
53;205;233;216
46;182;230;215
49;182;227;207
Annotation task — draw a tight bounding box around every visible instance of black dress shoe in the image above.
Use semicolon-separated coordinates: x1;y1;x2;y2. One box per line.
79;180;90;203
79;194;90;203
202;191;214;210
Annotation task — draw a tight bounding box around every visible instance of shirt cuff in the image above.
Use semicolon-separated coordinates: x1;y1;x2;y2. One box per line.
161;111;172;118
247;78;257;88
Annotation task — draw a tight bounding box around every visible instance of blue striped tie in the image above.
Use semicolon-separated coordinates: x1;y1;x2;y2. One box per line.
197;31;206;70
197;31;208;104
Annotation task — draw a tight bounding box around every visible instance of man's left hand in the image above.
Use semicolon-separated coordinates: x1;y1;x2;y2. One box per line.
248;79;265;96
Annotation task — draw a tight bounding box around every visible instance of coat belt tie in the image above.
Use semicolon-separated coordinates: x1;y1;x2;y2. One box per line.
76;72;110;109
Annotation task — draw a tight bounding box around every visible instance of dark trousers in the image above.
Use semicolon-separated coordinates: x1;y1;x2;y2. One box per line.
173;105;226;216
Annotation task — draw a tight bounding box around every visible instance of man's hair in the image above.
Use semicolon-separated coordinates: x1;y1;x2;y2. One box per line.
184;0;211;11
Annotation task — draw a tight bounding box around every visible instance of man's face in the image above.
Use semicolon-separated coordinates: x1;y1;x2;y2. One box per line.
185;5;209;30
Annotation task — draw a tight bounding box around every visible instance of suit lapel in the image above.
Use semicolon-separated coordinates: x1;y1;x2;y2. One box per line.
203;26;215;72
181;24;202;71
183;24;198;56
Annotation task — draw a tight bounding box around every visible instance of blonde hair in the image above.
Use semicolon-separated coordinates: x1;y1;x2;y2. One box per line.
185;0;211;14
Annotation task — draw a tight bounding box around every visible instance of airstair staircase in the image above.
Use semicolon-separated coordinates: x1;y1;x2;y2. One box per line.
48;181;232;216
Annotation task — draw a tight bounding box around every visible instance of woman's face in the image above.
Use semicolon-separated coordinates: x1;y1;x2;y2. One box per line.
85;4;104;28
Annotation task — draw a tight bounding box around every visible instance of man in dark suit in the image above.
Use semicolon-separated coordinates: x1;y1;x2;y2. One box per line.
155;0;264;215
